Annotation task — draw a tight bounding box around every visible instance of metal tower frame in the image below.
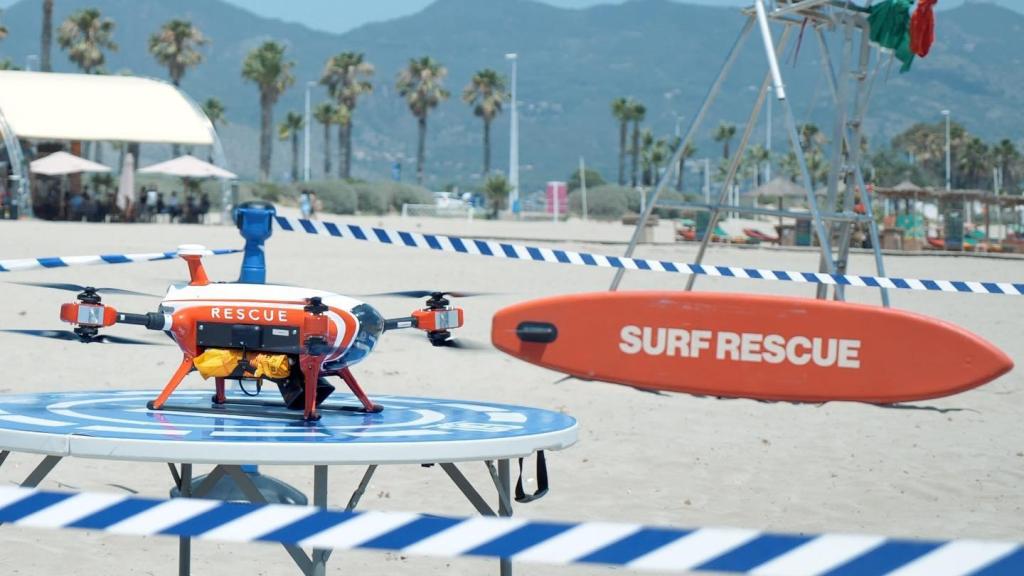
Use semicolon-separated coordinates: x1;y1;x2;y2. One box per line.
612;0;890;306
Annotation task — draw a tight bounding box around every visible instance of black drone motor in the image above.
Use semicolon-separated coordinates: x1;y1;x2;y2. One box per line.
73;287;102;341
425;292;452;347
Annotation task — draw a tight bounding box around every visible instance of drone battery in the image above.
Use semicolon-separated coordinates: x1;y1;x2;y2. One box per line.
197;322;301;354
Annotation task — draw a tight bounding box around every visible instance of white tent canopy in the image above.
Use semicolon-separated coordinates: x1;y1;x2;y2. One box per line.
0;71;214;144
29;151;111;176
139;155;237;179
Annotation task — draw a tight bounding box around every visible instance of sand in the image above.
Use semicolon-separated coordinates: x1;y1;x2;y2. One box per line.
0;215;1021;575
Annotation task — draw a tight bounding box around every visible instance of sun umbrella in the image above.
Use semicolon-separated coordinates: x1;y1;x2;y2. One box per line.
116;152;135;214
29;151;111;176
138;154;237;179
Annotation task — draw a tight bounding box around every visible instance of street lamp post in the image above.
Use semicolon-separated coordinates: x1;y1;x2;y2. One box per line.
505;53;519;216
942;109;951;191
304;81;316;182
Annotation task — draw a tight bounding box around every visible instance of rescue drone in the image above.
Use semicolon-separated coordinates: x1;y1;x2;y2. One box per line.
8;245;471;421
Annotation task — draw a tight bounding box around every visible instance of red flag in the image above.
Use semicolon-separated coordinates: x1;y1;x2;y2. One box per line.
910;0;937;57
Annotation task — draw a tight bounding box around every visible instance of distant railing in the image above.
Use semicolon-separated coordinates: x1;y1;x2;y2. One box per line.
401;203;477;221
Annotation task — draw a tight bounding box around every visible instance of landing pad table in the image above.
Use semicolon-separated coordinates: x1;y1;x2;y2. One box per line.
0;390;578;576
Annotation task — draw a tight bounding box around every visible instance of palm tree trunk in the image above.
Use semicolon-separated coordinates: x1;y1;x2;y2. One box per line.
342;124;350;178
291;133;299;182
618;121;627;186
171;78;182;158
344;121;354;179
41;0;53;71
631;121;640;188
483;118;491;175
323;123;331;178
259;95;272;181
416;115;427;185
676;157;685;192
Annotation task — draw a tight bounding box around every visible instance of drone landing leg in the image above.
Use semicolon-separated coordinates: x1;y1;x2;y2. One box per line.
337;367;382;413
214;378;226;405
150;355;194;410
298;354;325;421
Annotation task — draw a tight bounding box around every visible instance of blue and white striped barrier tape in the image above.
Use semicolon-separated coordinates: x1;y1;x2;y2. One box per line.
0;486;1019;574
0;248;240;272
274;217;1024;296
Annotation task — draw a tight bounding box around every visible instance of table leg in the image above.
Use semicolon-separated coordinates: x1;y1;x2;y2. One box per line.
497;459;513;576
310;465;329;576
345;465;376;511
178;463;192;576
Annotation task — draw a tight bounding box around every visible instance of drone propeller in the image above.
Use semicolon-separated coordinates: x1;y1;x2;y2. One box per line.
12;282;159;298
0;329;167;346
363;290;491;299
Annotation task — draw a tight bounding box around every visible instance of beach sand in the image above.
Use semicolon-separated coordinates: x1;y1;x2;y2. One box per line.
0;216;1021;575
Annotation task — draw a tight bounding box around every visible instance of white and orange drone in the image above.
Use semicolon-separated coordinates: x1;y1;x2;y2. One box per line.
11;245;468;421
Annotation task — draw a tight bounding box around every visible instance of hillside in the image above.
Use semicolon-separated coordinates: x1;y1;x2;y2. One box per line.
0;0;1022;191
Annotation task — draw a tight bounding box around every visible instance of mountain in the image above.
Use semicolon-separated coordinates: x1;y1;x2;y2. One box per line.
0;0;1022;191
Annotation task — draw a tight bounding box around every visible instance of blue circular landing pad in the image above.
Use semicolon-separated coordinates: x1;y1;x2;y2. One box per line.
0;391;577;465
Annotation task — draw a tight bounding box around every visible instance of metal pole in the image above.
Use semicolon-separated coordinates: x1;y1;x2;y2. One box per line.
813;20;890;306
579;156;588;220
498;459;513;576
304;81;314;182
943;109;951;191
686;26;790;292
766;86;772;182
609;16;756;290
506;53;519;216
704;158;710;203
756;0;836;275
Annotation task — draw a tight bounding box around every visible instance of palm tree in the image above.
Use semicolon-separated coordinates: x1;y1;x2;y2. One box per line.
202;97;226;130
41;0;53;71
313;101;338;178
745;144;771;187
463;68;506;175
482;173;511;219
320;52;373;179
201;97;226;162
627;100;646;187
611;97;631;185
396;56;450;185
958;137;990;189
150;20;207;156
674;140;696;192
149;20;207;86
242;41;295;181
278;111;304;182
713;122;737;160
58;9;118;74
992;139;1020;193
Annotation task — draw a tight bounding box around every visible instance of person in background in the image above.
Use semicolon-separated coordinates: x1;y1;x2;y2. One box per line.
309;190;320;220
144;186;159;222
199;192;211;224
68;187;86;221
299;189;311;219
156;192;165;222
168;191;180;223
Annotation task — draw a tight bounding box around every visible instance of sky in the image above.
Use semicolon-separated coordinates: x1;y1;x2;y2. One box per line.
216;0;1022;34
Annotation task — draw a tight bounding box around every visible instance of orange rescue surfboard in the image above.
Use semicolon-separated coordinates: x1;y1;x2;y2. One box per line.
491;292;1013;403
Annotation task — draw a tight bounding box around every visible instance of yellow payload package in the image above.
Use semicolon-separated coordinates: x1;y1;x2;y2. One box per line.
193;349;291;380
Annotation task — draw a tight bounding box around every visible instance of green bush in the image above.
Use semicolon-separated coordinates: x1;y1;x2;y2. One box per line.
568;185;629;220
349;182;389;215
383;181;434;211
302;180;357;214
250;182;288;203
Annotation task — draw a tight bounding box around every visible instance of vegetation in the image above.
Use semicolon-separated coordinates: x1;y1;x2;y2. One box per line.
277;111;304;182
610;97;630;185
627;100;646;187
242;41;295;181
396;56;450;185
481;173;511;218
313;101;340;178
58;8;118;74
462;68;507;175
148;20;207;86
0;9;7;41
41;0;53;71
712;121;736;160
320;52;374;179
568;167;605;191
